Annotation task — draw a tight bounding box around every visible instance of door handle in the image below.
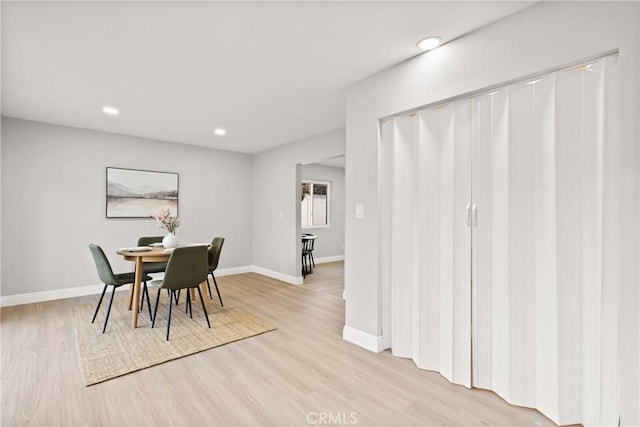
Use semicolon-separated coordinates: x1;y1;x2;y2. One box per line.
472;204;478;227
466;205;472;226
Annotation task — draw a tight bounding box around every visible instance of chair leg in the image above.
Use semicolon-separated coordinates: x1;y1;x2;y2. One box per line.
306;252;313;273
206;276;213;299
310;251;315;268
142;282;152;320
140;280;149;311
305;252;313;273
92;285;108;323
164;289;180;305
102;286;116;334
196;286;211;329
186;289;193;318
166;290;174;341
212;274;223;307
302;253;307;277
152;288;162;328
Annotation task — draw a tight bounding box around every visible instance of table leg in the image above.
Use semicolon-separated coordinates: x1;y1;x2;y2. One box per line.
131;258;143;328
128;261;136;310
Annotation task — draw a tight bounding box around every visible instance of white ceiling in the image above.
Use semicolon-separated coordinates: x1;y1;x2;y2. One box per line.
1;1;533;154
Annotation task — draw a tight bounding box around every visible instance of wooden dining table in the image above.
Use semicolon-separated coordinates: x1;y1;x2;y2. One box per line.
117;246;209;328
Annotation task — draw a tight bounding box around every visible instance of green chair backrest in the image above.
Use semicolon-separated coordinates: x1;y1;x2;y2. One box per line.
208;237;225;271
138;236;164;246
89;244;118;285
161;246;208;290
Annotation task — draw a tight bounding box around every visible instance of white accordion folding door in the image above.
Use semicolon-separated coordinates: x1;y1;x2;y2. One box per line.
380;54;619;426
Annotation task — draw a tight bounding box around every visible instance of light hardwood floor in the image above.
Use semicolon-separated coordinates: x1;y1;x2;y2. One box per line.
302;260;345;298
1;264;554;426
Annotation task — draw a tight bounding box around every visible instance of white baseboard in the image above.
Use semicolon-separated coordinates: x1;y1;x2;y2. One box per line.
314;255;345;264
0;283;110;307
343;325;388;353
250;266;303;285
0;264;304;307
216;265;253;277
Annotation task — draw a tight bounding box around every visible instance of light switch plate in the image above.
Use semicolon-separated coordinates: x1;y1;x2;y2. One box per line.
355;204;364;219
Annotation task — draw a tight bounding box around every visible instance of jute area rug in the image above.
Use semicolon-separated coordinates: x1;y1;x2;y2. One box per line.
73;295;275;386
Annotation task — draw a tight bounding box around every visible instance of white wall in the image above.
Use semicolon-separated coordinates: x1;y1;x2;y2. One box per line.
1;117;253;296
301;163;345;260
344;1;638;424
252;128;345;282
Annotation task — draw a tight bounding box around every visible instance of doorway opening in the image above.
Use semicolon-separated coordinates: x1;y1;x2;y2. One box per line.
297;155;346;298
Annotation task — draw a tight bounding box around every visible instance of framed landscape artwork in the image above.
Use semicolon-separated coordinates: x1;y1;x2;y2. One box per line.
106;167;179;218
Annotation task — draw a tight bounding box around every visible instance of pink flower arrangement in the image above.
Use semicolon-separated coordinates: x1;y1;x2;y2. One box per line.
152;208;180;234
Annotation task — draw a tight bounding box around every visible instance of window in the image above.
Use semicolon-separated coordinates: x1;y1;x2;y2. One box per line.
301;180;331;228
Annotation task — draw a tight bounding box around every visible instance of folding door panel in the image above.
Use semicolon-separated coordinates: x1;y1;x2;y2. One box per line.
554;63;584;424
438;101;472;386
579;55;620;426
486;89;512;400
472;55;620;425
416;108;443;371
591;55;619;425
531;73;561;421
471;92;496;391
384;102;472;388
379;120;394;347
390;115;417;358
451;101;472;388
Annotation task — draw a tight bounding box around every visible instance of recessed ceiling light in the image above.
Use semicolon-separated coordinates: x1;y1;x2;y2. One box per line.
102;106;119;115
214;128;227;136
417;36;442;51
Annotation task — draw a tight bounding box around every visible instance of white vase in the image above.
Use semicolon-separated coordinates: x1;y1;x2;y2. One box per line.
162;233;179;248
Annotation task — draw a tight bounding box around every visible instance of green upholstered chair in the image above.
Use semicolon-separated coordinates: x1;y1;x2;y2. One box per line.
150;245;210;341
206;237;225;306
89;244;153;333
137;236;175;310
137;236;168;274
